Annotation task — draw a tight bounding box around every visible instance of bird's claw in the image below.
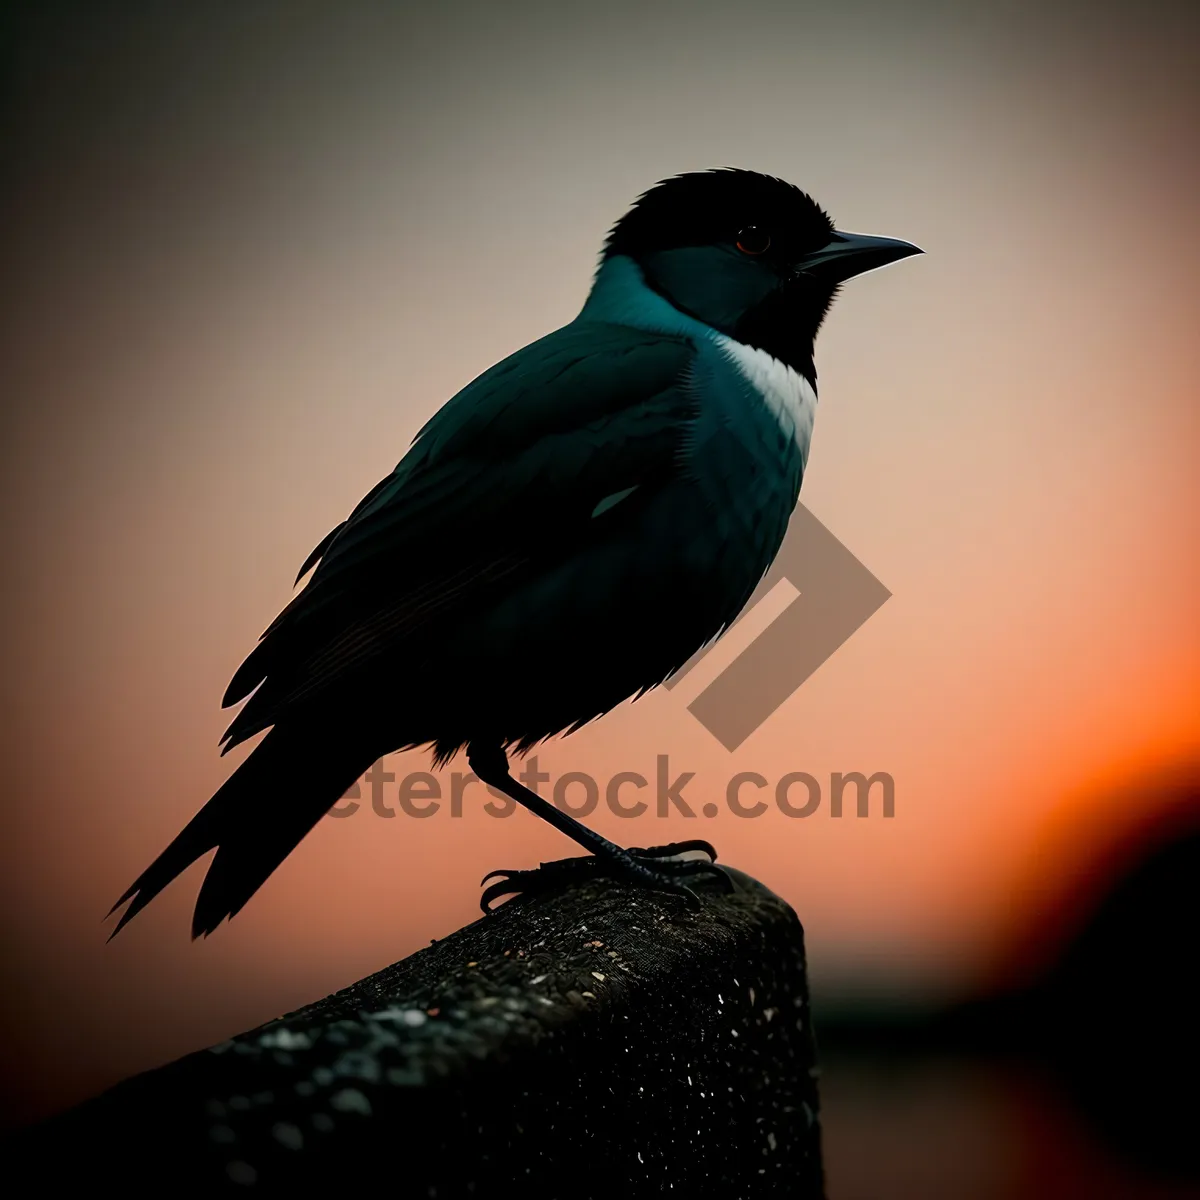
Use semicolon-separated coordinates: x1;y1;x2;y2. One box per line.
479;841;732;913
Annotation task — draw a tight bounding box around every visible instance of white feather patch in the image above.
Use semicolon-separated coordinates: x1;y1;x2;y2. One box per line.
715;336;818;468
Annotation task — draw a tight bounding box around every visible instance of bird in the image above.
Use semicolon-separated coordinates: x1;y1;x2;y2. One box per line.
106;167;921;939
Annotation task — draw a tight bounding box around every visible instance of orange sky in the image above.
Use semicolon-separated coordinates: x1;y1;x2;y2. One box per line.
1;0;1197;1128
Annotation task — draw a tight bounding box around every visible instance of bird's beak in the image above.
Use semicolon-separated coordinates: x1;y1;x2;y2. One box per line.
796;230;922;284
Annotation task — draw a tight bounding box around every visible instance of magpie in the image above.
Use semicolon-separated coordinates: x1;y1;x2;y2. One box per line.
107;168;920;938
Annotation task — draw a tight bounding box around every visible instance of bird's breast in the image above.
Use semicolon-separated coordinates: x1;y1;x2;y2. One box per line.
652;336;811;636
711;334;818;474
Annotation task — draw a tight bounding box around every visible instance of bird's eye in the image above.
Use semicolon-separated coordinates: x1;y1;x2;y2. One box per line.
736;226;771;255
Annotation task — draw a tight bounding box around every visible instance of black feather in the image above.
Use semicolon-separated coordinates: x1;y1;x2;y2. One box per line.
107;724;374;940
602;167;833;264
295;522;346;585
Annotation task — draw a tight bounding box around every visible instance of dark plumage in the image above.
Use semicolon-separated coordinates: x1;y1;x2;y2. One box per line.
603;168;834;263
108;168;920;938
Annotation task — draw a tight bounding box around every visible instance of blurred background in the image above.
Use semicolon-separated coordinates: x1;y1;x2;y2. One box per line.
1;1;1197;1195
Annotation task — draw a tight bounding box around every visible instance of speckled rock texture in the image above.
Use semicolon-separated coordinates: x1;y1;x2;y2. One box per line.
13;866;824;1197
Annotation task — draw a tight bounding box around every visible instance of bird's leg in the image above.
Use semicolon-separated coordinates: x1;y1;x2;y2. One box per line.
467;740;732;912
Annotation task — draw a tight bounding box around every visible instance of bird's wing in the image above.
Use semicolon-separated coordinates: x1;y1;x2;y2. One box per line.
219;320;698;751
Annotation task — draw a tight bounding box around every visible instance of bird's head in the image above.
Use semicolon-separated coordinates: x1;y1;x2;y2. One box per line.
601;168;921;376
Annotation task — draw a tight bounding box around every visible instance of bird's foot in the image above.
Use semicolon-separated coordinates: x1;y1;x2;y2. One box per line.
479;839;733;912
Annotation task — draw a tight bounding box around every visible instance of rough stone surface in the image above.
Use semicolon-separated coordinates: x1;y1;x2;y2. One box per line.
11;866;824;1197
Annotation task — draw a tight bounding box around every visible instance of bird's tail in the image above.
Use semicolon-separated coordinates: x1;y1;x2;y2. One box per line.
107;724;375;940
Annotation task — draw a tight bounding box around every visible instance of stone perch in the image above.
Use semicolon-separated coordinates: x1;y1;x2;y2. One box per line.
11;867;825;1197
